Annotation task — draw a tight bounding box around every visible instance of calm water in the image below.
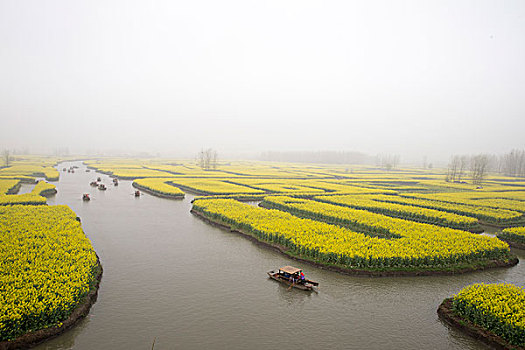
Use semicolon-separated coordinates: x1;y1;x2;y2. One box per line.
36;162;524;350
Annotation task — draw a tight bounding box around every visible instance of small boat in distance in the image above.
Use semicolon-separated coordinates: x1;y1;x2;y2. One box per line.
267;266;318;291
97;177;102;182
90;181;98;187
98;184;107;191
113;178;119;186
82;194;90;201
134;190;140;197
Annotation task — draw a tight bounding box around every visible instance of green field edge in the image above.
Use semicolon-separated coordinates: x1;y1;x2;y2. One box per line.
437;298;525;350
497;234;525;250
0;259;103;349
308;197;484;233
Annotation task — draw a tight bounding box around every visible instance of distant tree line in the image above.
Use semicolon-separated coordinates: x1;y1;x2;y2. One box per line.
499;149;525;177
446;149;525;185
446;154;492;185
260;151;372;164
197;148;218;170
2;149;10;167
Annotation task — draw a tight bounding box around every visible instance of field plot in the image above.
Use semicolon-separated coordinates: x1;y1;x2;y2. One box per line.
0;205;100;342
169;178;265;195
193;198;512;274
132;178;185;198
0;194;47;206
498;227;525;249
307;181;399;194
0;179;20;195
365;194;524;226
143;164;238;177
31;181;57;197
312;194;481;231
0;178;54;206
439;283;525;348
227;178;327;194
85;158;525;275
403;192;525;212
215;163;320;178
0;165;59;182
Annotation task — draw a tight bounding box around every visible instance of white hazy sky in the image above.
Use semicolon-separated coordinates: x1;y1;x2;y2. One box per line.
1;0;524;161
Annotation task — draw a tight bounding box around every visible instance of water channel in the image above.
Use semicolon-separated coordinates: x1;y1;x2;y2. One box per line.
36;161;524;350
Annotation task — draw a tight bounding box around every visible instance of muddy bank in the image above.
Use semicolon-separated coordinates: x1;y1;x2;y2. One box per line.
132;182;184;199
190;209;518;277
437;298;524;350
0;261;103;350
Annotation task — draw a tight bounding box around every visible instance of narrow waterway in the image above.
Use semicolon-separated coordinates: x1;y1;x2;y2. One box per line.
37;161;524;350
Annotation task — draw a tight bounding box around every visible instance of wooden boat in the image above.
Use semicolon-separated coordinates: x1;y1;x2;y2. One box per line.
267;266;318;291
90;181;98;187
134;190;140;197
98;184;107;190
82;194;90;201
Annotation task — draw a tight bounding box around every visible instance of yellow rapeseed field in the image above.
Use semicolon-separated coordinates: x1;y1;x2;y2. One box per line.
133;178;185;197
453;283;525;346
193;198;510;270
313;194;480;231
0;205;99;341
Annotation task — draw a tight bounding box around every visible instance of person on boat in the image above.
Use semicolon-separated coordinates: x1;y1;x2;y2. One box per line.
300;272;305;283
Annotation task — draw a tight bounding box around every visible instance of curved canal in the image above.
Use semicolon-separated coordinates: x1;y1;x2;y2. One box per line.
37;161;524;350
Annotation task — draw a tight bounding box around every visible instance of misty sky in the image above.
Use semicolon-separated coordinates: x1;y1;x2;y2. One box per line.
1;0;524;161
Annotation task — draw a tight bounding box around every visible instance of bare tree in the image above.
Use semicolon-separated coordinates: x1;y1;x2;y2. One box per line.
377;154;400;170
198;149;205;169
446;156;460;182
471;154;490;185
2;149;10;167
500;149;525;177
457;156;469;182
198;148;218;170
211;150;218;169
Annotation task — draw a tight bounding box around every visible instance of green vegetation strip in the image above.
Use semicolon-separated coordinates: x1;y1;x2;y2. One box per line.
0;180;20;195
31;181;57;197
375;194;524;226
0;194;46;206
313;194;482;232
498;227;525;249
